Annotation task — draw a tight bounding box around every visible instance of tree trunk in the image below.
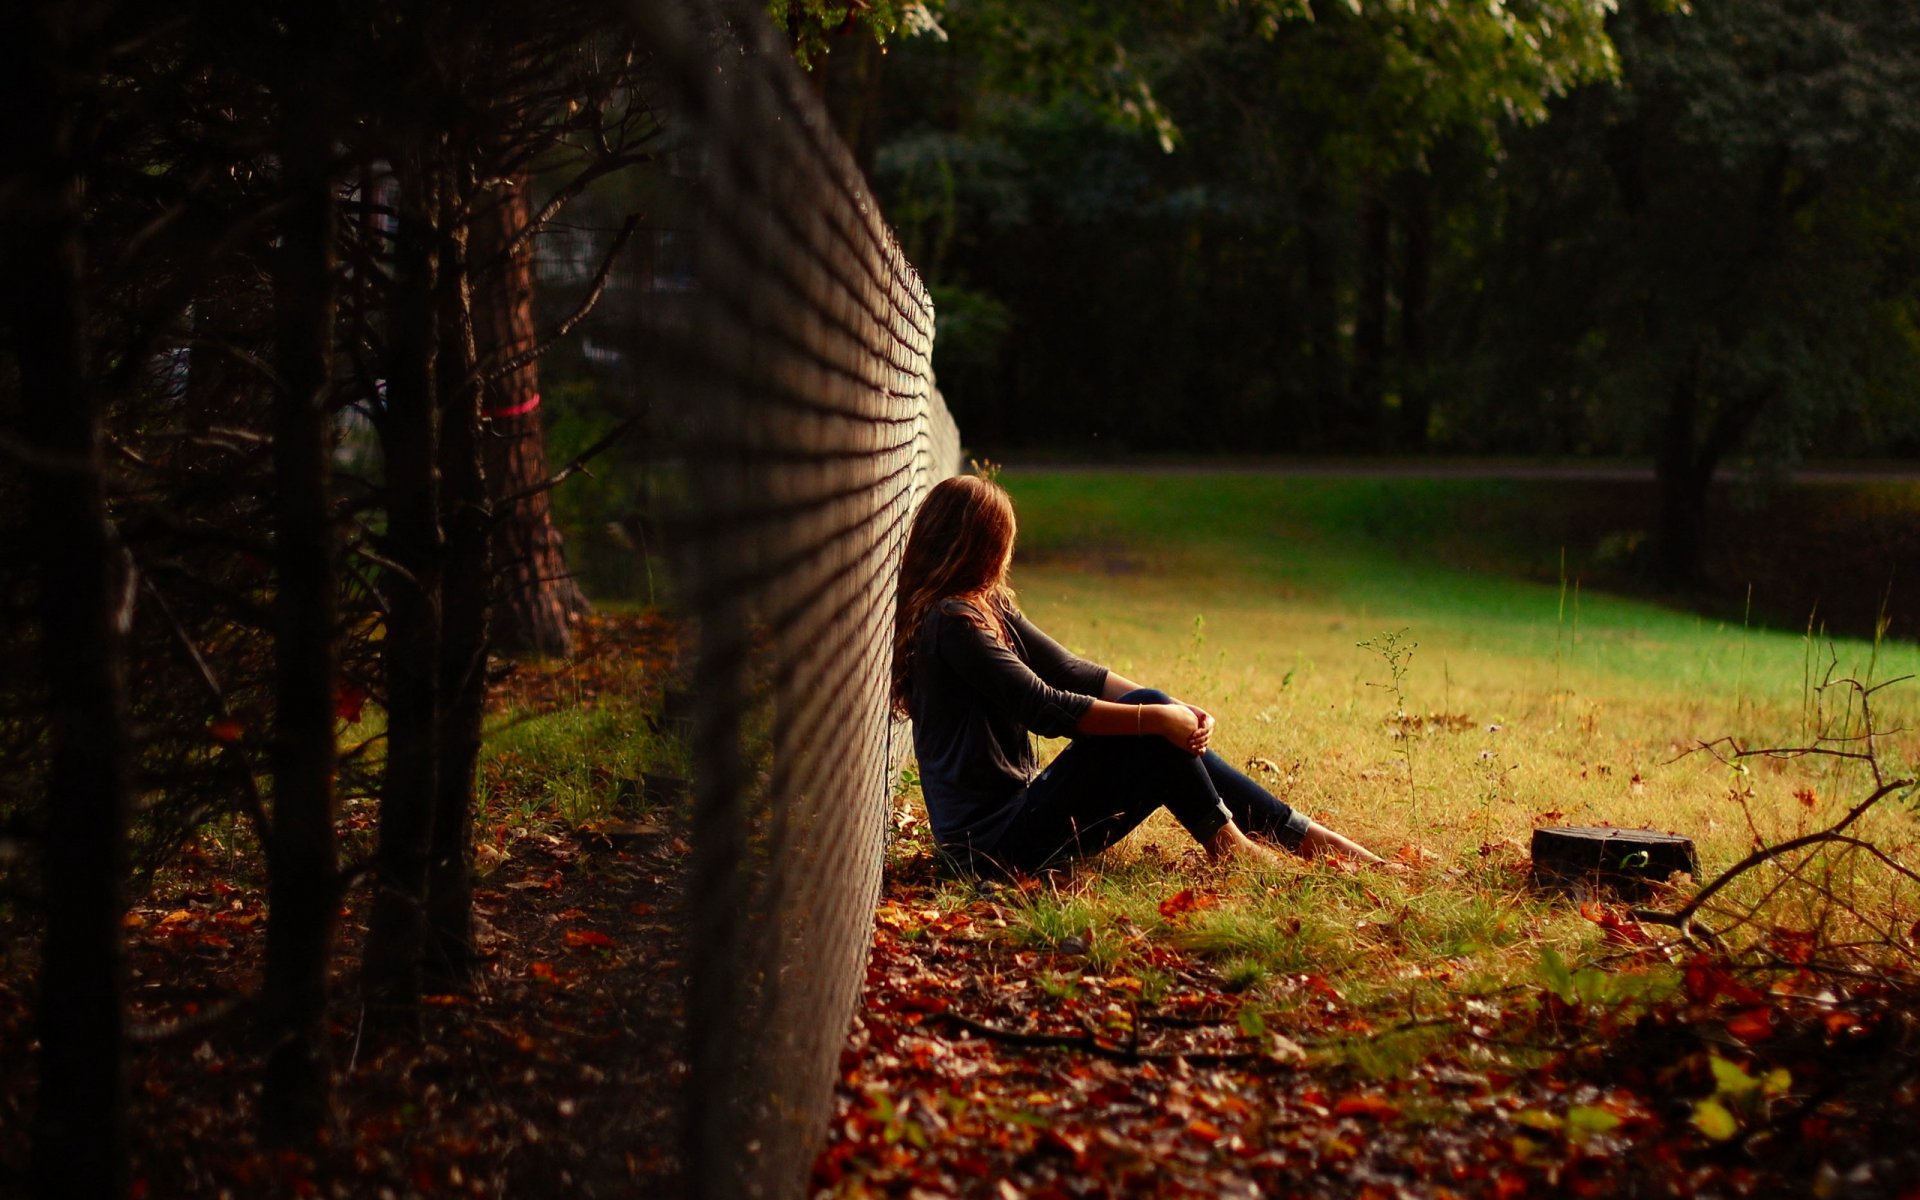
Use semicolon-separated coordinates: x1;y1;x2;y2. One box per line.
1351;183;1391;446
427;203;489;994
1651;356;1709;589
472;180;589;659
258;49;343;1145
3;9;133;1194
361;162;444;1033
1397;170;1433;450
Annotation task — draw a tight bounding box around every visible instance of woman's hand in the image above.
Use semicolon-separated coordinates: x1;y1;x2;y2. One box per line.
1075;697;1214;756
1150;703;1210;756
1182;703;1215;756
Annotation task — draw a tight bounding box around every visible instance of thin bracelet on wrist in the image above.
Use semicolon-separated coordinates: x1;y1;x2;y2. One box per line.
1135;703;1143;735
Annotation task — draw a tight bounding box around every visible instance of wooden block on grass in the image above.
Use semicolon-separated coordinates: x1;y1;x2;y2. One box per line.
1531;826;1698;896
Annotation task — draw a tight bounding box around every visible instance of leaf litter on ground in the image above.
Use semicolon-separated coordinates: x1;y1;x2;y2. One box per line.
816;822;1920;1199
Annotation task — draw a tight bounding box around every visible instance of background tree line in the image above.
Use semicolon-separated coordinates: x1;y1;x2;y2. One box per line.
793;0;1920;583
0;1;656;1192
3;0;1917;1193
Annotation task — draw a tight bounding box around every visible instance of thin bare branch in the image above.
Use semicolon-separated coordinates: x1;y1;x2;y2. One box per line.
473;214;640;387
1632;777;1918;934
489;415;637;512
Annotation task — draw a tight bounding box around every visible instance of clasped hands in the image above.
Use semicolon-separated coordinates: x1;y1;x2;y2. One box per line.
1157;700;1214;757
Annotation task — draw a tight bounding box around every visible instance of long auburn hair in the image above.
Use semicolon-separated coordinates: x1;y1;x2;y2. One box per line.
890;474;1018;715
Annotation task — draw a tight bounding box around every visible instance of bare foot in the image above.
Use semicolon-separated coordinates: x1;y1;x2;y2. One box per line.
1300;822;1407;872
1203;823;1280;867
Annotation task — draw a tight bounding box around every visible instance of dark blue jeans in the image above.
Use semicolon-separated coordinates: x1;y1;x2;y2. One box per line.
982;689;1312;874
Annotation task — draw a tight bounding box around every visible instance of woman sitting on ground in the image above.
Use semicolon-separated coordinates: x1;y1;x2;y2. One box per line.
892;473;1397;876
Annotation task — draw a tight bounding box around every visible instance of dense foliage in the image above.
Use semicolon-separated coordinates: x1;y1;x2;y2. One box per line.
830;0;1920;575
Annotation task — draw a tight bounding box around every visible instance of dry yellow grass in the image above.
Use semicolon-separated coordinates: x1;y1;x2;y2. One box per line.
919;471;1920;1017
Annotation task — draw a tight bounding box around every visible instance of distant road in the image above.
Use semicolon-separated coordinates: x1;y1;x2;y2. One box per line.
999;461;1920;483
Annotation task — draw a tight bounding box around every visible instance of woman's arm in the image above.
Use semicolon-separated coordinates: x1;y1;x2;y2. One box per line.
1100;671;1146;700
1004;608;1109;696
934;607;1099;738
1098;671;1214;755
1076;698;1208;755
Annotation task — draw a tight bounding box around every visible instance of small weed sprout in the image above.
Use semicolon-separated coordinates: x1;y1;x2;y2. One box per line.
1358;628;1419;815
1474;737;1517;852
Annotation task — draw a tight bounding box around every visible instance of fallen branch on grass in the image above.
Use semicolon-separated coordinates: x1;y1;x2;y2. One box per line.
935;1009;1278;1067
1630;776;1916;947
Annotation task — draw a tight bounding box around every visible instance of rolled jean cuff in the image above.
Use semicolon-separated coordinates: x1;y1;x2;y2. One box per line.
1178;797;1233;846
1273;808;1312;850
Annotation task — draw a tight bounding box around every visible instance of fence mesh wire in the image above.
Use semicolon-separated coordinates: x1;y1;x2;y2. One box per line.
626;2;960;1194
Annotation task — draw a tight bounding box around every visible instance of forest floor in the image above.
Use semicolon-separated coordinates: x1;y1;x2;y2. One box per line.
815;831;1920;1198
0;613;691;1199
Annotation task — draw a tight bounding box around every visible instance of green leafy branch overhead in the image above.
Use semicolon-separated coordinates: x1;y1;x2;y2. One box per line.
767;0;947;68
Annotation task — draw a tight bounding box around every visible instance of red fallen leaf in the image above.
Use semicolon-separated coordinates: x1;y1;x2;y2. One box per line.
1767;926;1816;964
1491;1170;1528;1200
554;908;589;921
1301;974;1344;1004
564;928;615;949
1726;1007;1774;1043
1044;1128;1088;1159
1158;888;1219;920
891;992;948;1014
207;717;245;744
1683;956;1765;1006
528;960;563;983
1186;1118;1224;1142
1580;900;1653;946
334;681;369;723
1334;1093;1400;1120
1793;786;1818;809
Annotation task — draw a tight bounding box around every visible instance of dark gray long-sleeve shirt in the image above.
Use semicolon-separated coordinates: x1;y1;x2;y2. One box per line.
908;598;1109;855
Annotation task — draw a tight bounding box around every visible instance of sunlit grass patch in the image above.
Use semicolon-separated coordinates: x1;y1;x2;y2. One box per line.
895;470;1920;1071
479;699;687;829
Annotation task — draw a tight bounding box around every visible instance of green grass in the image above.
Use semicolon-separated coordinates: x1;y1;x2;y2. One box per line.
1004;472;1918;844
479;698;687;830
913;471;1920;1059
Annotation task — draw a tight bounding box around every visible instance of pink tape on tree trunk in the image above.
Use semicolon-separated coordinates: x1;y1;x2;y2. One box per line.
485;391;540;419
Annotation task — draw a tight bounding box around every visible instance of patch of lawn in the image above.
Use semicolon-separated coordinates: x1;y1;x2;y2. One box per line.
480;701;686;828
901;470;1920;1060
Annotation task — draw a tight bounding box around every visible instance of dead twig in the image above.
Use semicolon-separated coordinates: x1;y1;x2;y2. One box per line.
1632;777;1916;945
472;215;641;389
934;1009;1274;1067
489;416;638;513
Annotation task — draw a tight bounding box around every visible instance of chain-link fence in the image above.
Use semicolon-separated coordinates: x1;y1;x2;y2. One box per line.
625;2;960;1195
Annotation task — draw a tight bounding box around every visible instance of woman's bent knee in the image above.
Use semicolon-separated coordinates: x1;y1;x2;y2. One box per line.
1117;687;1174;705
